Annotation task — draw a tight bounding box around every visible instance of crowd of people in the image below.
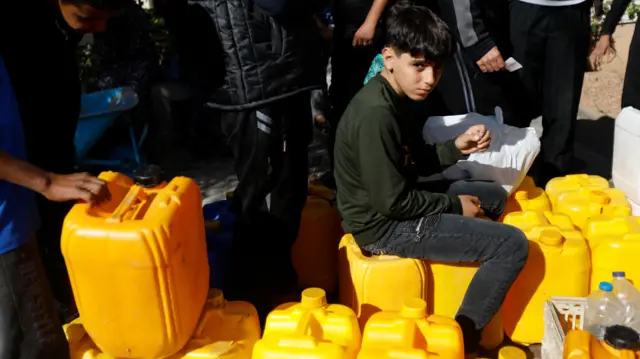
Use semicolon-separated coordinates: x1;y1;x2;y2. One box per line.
0;0;637;358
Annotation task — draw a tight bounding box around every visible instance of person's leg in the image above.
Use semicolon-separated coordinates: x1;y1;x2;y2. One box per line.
363;215;528;354
538;3;590;185
622;24;640;109
0;240;70;359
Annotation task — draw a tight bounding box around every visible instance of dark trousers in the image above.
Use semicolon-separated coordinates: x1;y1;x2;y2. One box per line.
435;45;540;126
362;181;529;353
510;1;591;184
35;199;73;315
221;93;311;303
0;241;70;359
622;24;640;109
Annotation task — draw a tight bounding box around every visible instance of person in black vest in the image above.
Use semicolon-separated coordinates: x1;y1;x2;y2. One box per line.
185;0;327;312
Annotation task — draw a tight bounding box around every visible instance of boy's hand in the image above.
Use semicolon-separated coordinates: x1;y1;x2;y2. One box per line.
476;46;505;73
41;173;111;205
353;21;376;47
459;195;484;217
455;124;492;154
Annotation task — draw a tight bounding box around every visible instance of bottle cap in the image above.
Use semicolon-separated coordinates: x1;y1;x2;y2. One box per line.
539;230;564;247
133;165;164;188
498;346;527;359
301;288;327;309
400;298;427;319
590;191;611;205
613;271;626;278
208;288;225;308
604;325;640;350
514;191;529;201
599;282;614;292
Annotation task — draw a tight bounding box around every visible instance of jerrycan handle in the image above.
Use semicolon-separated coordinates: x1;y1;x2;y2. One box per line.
107;186;147;224
277;311;318;349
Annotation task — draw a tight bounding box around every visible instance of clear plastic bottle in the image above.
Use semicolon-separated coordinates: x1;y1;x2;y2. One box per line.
612;271;640;332
584;282;627;340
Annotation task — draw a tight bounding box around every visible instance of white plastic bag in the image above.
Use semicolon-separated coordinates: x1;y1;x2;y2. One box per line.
423;107;540;195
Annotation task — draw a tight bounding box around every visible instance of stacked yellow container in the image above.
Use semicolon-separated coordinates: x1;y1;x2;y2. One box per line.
357;298;464;359
502;211;590;344
253;288;361;359
339;234;428;328
499;176;551;222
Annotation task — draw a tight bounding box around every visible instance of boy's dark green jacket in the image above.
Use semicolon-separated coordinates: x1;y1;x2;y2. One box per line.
334;74;465;246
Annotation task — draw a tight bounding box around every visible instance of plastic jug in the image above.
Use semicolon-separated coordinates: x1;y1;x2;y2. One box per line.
613;107;640;207
61;168;209;359
253;288;361;359
612;272;640;333
585;282;627;340
563;327;640;358
584;217;640;292
546;174;610;209
555;188;631;230
292;185;343;294
502;210;576;231
427;262;504;349
339;234;428;328
503;227;590;344
65;289;261;359
357;298;464;359
499;176;551;222
203;197;235;291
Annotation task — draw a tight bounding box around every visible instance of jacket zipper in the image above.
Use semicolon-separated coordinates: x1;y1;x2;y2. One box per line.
415;217;425;242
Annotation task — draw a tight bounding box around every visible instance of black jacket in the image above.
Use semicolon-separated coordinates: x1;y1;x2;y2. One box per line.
191;0;326;111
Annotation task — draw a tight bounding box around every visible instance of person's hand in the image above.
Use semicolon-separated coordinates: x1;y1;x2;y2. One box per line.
353;21;376;47
41;172;111;205
590;34;612;70
459;195;484;218
321;26;334;41
476;46;505;73
455;124;492;154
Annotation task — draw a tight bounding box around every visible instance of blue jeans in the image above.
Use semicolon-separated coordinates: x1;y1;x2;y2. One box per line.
362;180;529;353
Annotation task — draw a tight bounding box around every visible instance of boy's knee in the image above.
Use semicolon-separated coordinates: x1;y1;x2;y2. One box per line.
498;226;529;267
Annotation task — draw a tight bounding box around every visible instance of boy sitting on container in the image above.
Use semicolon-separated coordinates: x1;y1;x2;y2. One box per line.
333;3;529;357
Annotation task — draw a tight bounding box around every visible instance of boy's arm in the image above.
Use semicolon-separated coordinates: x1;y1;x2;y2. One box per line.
601;0;632;35
0;151;109;204
353;0;388;46
357;111;462;220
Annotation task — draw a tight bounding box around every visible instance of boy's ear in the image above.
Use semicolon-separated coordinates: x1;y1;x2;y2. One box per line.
382;47;396;72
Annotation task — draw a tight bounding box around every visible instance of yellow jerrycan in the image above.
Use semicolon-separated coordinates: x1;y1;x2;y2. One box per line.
584;216;640;292
564;327;640;359
503;210;576;231
427;262;504;350
499;176;551;222
65;289;261;359
357;298;464;359
339;234;428;328
546;174;610;209
555;188;631;230
61;168;209;359
502;226;590;344
253;288;362;359
292;185;343;294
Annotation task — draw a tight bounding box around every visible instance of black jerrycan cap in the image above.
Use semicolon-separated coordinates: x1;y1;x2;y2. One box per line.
604;325;640;350
133;165;165;188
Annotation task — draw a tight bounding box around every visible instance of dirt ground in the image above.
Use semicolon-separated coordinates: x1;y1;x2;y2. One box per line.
581;24;635;117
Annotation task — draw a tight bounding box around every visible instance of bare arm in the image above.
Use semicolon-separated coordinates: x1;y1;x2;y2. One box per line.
0;151;51;195
353;0;388;47
363;0;388;28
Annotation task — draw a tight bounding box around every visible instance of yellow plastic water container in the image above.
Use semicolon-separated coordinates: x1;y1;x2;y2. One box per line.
253;288;361;359
357;297;464;359
339;234;428;328
563;329;640;358
584;216;640;292
555;188;631;230
503;211;576;231
498;346;528;359
292;185;343;294
61;170;209;359
499;176;551;222
65;289;261;359
427;262;504;350
546;174;610;208
502;226;590;344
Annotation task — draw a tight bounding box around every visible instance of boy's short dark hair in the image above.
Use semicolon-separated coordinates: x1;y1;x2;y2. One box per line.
60;0;133;11
386;1;454;64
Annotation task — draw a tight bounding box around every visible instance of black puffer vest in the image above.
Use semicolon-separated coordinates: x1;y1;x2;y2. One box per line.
193;0;324;111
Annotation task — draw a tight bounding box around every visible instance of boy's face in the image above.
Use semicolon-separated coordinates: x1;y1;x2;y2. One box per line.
382;47;443;101
58;0;120;33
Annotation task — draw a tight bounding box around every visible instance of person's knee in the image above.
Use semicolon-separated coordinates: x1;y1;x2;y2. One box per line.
497;226;529;269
